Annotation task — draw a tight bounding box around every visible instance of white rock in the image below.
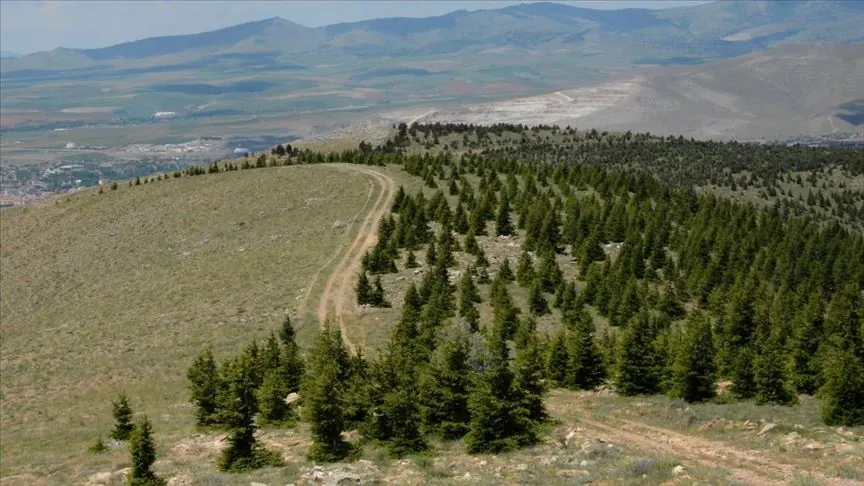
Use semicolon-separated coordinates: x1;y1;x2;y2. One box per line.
565;430;578;448
803;442;824;451
757;423;777;436
672;465;686;476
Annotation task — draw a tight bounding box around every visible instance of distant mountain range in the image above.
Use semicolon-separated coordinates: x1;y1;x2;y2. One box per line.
1;1;862;141
4;1;863;79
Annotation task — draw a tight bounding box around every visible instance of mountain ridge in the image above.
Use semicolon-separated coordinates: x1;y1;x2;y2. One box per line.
4;0;863;72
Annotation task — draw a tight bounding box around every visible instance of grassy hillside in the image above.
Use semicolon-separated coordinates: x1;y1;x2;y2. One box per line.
0;164;413;482
1;129;862;485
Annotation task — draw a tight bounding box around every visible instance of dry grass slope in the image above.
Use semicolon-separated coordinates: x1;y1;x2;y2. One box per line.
0;164;412;483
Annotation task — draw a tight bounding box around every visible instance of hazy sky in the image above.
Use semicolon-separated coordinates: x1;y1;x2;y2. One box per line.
0;1;710;55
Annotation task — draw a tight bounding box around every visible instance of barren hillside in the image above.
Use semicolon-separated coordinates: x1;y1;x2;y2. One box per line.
411;44;864;141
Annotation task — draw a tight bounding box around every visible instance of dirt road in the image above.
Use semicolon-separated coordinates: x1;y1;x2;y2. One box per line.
573;414;856;485
313;165;395;353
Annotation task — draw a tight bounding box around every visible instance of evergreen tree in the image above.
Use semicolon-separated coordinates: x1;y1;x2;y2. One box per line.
218;353;281;471
566;315;606;390
790;294;824;395
731;345;758;399
381;385;428;457
516;248;536;288
498;257;515;282
754;330;797;405
528;281;549;316
578;231;605;268
187;346;221;426
370;276;391;308
537;249;563;293
110;391;135;441
464;229;481;255
495;192;515;236
513;329;547;426
465;324;535;453
458;267;482;317
405;250;419;269
546;330;569;386
820;346;864;426
278;315;296;348
425;241;438;267
127;415;165;486
261;332;281;373
668;312;717;402
614;314;661;396
303;324;352;462
256;368;292;427
356;272;373;306
418;323;472;439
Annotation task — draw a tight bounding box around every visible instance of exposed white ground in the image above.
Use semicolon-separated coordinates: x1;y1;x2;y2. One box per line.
375;79;643;128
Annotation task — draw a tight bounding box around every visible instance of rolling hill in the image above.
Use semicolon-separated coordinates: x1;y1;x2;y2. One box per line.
1;128;862;485
0;163;414;482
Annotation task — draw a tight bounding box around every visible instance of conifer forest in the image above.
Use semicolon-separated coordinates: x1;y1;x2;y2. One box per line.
107;124;862;475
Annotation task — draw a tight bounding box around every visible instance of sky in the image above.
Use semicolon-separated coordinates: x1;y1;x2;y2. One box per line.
0;0;710;55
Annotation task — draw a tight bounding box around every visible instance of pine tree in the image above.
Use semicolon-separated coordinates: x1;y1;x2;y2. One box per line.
356;272;373;306
537;249;563;294
405;250;419;268
495;192;514;236
256;368;292;427
458;268;482;318
303;324;352;462
516;248;535;288
261;332;281;373
513;329;547;426
464;229;481;255
528;281;549;316
790;294;824;395
498;258;515;282
546;330;569;386
469;207;487;235
425;241;438;266
820;346;864;426
614;314;661;396
381;386;428;457
370;276;391;308
566;315;606;390
218;353;282;471
110;391;134;441
578;231;605;268
754;330;797;406
418;323;472;439
731;345;758;399
127;415;165;486
668;312;717;402
187;346;221;426
277;315;295;348
465;324;535;453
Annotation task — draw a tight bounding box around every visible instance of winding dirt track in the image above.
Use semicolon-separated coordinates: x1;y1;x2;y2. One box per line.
313;165;395;353
573;415;856;486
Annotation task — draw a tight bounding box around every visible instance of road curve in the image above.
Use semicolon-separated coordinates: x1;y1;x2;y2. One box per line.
313;165;395;353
